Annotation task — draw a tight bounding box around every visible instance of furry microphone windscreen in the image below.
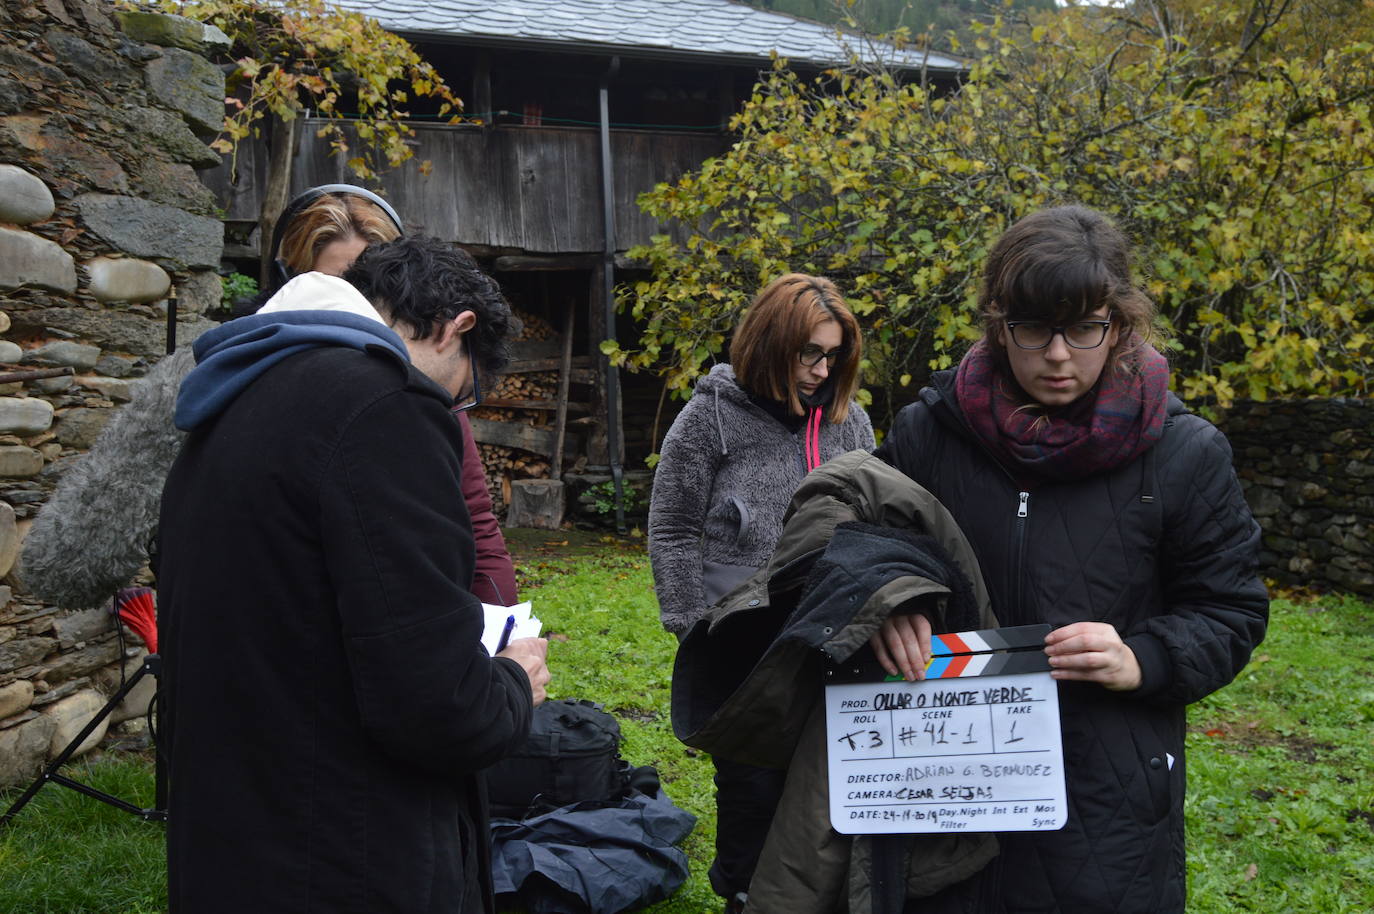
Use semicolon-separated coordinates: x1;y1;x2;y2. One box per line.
17;350;194;609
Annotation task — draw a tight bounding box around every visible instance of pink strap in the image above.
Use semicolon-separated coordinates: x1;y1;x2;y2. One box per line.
805;406;823;471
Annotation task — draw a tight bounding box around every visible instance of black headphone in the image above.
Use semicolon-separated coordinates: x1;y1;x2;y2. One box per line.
267;184;404;288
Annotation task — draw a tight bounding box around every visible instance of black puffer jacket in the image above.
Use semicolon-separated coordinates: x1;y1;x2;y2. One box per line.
876;371;1268;914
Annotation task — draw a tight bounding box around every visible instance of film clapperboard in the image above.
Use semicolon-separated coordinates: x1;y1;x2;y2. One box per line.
824;623;1067;835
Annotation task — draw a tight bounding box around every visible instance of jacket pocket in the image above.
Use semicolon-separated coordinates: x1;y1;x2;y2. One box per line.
705;495;753;549
1063;695;1179;829
1128;720;1180;825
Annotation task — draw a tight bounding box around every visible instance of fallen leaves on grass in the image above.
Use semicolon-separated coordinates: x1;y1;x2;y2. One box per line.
1345;807;1374;832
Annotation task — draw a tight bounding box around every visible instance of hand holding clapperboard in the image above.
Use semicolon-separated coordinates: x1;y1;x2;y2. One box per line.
824;623;1067;835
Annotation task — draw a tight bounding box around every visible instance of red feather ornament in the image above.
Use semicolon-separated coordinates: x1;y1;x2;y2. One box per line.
114;586;158;654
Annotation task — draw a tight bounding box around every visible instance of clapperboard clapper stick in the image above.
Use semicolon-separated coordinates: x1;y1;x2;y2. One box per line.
825;623;1052;684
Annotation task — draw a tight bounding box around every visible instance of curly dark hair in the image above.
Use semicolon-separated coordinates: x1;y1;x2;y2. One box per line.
343;235;521;378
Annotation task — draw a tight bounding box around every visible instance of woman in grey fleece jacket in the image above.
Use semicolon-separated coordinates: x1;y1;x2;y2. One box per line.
648;273;874;912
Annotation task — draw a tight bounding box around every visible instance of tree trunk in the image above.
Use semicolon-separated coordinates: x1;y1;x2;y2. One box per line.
258;114;299;288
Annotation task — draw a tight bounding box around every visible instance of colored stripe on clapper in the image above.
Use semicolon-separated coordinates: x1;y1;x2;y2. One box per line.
924;623;1052;678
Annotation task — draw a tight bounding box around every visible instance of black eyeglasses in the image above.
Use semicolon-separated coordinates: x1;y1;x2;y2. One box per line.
451;335;483;413
1004;319;1112;351
798;345;848;368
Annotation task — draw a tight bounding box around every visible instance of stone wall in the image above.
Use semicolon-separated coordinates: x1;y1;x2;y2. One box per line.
1215;398;1373;596
0;0;225;788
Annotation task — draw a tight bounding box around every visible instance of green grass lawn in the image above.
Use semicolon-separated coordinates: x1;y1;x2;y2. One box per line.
1184;592;1374;912
2;531;1371;913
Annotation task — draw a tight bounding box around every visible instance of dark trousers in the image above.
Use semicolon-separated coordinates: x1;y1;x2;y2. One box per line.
707;756;788;900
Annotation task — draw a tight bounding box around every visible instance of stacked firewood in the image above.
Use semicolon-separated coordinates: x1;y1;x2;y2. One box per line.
477;444;551;512
479;444;551;484
474;307;562;511
485;370;557;405
513;307;555;343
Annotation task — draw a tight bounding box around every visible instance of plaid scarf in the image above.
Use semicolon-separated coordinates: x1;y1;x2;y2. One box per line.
954;338;1170;483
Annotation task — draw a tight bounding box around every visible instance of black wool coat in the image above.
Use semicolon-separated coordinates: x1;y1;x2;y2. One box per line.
876;371;1269;914
157;344;533;914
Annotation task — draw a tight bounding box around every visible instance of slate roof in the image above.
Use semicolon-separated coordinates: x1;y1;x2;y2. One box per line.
330;0;965;71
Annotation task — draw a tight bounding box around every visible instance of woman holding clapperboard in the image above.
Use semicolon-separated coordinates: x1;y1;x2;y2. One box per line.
876;205;1269;912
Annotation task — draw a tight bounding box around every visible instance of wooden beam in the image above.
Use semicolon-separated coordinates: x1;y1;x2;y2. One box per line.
506;359;595;385
454;243;525;260
481;397;588;413
493;254;599;272
468;416;561;457
509;340;561;361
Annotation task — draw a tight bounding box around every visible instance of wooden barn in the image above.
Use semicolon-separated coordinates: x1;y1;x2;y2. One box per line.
199;0;964;523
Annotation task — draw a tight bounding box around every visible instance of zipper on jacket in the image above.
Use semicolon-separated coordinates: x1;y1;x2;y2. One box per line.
1014;491;1029;622
929;388;1035;625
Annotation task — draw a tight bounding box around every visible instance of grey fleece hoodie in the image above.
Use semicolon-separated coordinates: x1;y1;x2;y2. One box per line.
647;363;875;634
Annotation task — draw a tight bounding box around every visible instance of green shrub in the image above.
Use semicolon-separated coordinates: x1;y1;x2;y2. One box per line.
613;1;1374;421
586;479;643;516
218;271;258;316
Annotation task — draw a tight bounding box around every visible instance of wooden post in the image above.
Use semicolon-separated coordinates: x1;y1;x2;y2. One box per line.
586;265;609;466
473;50;492;126
551;303;575;480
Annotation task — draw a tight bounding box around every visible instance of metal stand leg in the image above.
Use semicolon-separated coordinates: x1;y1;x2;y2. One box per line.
1;653;165;827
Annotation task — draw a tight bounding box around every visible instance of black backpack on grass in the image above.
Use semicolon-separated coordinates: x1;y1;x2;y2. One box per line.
486;699;692;913
487;699;648;819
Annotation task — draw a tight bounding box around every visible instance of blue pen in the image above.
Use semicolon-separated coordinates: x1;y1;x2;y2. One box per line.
495;614;516;653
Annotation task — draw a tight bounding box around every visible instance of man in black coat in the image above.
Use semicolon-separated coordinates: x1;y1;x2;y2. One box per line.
157;236;549;913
